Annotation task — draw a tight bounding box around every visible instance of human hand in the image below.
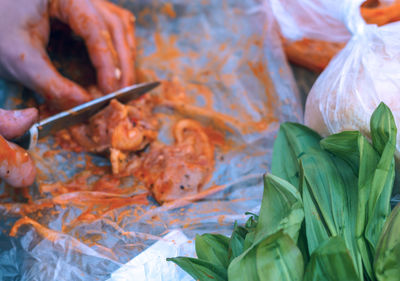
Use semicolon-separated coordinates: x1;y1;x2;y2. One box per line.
0;0;136;111
0;108;38;187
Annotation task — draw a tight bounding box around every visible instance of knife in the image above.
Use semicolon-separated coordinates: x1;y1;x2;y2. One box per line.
11;81;160;150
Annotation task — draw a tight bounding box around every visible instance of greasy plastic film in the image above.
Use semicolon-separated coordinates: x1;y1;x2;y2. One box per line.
0;0;302;280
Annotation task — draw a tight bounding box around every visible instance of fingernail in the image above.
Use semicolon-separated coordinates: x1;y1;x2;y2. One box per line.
115;68;121;80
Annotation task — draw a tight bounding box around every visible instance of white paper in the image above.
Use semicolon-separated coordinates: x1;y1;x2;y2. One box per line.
108;229;195;281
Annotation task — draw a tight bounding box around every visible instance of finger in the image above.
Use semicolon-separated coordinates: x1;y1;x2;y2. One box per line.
25;48;91;111
1;35;91;111
49;0;121;94
95;0;136;86
0;135;36;187
0;108;38;139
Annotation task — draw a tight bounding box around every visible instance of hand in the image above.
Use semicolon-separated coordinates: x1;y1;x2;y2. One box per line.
0;0;136;111
0;108;38;187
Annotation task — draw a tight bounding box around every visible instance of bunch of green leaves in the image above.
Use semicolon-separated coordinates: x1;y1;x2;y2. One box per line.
167;103;400;281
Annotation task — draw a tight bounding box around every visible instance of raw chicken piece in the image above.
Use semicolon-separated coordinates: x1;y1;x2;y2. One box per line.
69;97;158;153
111;119;215;204
144;119;214;203
64;91;215;204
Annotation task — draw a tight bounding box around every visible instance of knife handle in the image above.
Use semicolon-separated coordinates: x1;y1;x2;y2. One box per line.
10;125;39;150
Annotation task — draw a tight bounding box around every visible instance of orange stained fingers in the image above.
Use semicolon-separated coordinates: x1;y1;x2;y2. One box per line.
95;0;136;87
30;53;91;110
99;0;136;54
0;136;36;187
12;39;91;110
0;108;38;139
49;0;121;94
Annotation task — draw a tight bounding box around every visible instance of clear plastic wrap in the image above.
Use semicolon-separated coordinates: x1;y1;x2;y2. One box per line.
0;0;303;280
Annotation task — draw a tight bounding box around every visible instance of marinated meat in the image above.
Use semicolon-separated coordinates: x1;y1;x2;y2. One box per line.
69;96;158;153
142;119;214;203
66;94;215;204
111;119;215;204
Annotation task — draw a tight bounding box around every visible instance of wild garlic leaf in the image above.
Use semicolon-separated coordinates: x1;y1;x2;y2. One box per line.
228;230;303;281
301;149;362;278
321;131;379;280
254;174;304;244
228;223;248;262
303;237;359;281
271;122;321;189
365;103;397;254
374;204;400;281
166;257;227;281
195;233;230;269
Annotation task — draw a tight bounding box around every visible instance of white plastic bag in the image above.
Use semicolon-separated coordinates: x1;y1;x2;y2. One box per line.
268;0;365;42
305;21;400;148
270;0;400;158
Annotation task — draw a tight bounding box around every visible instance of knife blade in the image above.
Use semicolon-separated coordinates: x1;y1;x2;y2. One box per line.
11;81;160;150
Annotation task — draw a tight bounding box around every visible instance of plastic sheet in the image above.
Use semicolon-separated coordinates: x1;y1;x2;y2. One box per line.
0;0;303;280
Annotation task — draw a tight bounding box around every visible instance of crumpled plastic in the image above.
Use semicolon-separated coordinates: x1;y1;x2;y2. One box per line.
0;0;303;280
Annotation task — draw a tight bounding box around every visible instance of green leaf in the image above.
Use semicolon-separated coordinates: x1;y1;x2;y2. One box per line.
374;204;400;281
365;103;397;254
301;149;362;278
244;229;256;251
195;233;230;268
322;131;379;280
271;122;321;189
228;231;303;281
352;135;380;281
320;131;361;174
296;161;310;265
254;174;304;244
301;169;332;269
244;212;258;231
301;174;329;254
303;237;359;281
370;103;397;155
228;223;248;262
228;240;258;281
167;257;227;281
255;232;303;281
296;221;310;265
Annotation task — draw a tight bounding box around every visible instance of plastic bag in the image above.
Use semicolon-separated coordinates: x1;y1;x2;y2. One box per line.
268;0;362;42
305;21;400;146
269;0;400;186
0;0;303;280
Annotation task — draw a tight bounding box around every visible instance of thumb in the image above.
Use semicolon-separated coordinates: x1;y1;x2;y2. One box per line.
0;108;38;139
0;135;36;188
